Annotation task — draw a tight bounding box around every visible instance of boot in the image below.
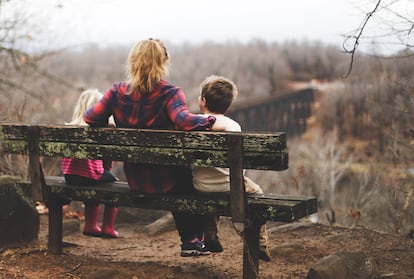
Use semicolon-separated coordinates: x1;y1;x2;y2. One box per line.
83;204;101;237
101;206;119;238
259;224;271;261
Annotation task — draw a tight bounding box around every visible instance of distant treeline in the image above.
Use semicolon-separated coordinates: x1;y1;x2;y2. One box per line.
1;39;351;124
2;39;413;154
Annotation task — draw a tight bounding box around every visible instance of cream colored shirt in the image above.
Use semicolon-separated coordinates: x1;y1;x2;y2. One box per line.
193;115;244;192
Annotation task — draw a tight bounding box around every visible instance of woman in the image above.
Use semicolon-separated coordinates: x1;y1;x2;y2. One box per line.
85;38;215;257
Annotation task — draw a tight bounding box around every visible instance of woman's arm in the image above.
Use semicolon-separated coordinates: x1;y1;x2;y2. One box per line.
166;89;215;131
85;84;120;127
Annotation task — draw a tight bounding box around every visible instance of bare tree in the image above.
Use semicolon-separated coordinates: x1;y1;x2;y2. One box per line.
343;0;414;77
0;0;82;123
0;0;81;178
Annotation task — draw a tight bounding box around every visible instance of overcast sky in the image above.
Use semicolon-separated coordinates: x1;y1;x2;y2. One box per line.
6;0;407;53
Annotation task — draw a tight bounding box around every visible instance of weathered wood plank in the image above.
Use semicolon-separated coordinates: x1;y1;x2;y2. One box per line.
28;177;318;222
248;193;319;220
1;140;287;170
0;124;288;170
0;123;286;149
0;124;287;152
0;140;29;155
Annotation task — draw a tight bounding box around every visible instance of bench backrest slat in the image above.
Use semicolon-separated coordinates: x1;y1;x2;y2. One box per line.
0;124;288;171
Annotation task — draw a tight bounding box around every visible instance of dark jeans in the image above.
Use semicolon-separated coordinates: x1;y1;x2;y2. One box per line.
169;166;206;243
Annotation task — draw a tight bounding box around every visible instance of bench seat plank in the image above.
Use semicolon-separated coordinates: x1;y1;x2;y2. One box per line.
21;176;317;223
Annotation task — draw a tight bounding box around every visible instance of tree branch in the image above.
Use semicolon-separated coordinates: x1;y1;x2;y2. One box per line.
343;0;382;78
0;77;44;101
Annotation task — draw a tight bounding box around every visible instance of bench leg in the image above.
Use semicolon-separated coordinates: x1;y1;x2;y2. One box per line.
243;218;262;279
48;200;63;254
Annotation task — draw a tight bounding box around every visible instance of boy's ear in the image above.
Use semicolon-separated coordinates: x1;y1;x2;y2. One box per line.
198;96;207;112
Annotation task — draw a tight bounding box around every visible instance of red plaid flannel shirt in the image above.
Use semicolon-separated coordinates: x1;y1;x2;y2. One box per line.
85;80;215;193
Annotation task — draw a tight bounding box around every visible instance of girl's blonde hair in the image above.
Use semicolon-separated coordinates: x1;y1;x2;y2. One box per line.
126;38;170;94
66;89;103;126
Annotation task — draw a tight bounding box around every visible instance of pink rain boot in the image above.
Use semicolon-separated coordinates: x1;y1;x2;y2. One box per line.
83;204;102;237
101;206;119;238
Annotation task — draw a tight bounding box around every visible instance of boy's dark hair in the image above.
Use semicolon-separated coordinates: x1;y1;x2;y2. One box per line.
200;75;238;114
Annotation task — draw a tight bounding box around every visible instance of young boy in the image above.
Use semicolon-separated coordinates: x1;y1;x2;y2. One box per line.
193;75;272;261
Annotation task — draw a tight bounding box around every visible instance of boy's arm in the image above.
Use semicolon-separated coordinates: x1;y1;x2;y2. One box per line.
210;115;241;132
211;120;227;131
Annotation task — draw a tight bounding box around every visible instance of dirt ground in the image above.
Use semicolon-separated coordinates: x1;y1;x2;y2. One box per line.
1;207;414;279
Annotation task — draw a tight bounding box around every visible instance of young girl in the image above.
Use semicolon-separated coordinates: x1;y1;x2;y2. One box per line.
61;89;119;238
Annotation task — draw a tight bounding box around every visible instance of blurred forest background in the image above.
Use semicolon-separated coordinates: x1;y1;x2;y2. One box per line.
1;0;413;237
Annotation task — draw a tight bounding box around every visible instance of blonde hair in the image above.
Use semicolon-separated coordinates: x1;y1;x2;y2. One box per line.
66;89;103;126
126;38;170;94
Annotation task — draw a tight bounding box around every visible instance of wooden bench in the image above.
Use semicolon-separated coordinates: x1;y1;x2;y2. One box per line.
0;123;317;279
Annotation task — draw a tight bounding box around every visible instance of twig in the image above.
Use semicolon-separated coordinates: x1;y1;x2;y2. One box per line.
69;263;82;273
343;0;382;78
395;184;414;234
0;77;44;101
